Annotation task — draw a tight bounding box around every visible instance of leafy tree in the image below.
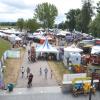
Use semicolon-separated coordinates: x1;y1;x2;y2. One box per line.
81;0;93;33
35;2;58;28
24;19;40;33
16;18;24;31
75;13;82;31
89;14;100;37
65;9;81;32
58;21;68;30
0;22;16;26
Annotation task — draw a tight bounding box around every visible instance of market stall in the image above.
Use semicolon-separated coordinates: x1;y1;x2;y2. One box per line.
63;46;83;67
90;46;100;65
36;38;59;60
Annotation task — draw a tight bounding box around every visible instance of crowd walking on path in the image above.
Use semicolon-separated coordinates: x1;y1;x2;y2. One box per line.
39;67;53;80
20;66;54;87
16;43;57;88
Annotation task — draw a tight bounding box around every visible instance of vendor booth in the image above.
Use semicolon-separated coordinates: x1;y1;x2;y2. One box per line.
77;40;94;54
90;46;100;65
63;46;83;67
36;38;59;60
62;73;99;93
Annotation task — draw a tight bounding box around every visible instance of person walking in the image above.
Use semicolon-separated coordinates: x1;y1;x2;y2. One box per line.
44;68;48;79
21;66;25;78
27;73;33;88
26;67;30;78
39;67;42;76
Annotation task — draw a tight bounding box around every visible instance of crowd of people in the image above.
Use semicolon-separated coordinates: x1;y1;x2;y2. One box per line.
21;66;53;88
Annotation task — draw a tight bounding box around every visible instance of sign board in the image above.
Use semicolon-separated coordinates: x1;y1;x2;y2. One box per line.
7;50;20;58
63;73;86;84
95;40;100;45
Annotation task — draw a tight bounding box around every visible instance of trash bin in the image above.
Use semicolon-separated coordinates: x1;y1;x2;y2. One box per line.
7;83;14;92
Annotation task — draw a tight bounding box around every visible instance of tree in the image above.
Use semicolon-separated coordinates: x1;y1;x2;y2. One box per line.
35;2;58;28
24;19;40;33
16;18;24;31
75;13;82;31
81;0;93;33
88;1;100;38
58;21;68;30
89;14;100;37
65;9;81;32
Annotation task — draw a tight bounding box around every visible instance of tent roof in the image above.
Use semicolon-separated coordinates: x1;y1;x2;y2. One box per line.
36;38;58;53
64;45;83;53
91;46;100;54
15;36;22;41
9;34;16;37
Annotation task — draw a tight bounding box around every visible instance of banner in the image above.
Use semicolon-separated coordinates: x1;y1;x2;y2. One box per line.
7;50;20;58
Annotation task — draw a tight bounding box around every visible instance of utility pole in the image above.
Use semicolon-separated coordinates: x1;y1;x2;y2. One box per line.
89;68;100;100
89;71;94;100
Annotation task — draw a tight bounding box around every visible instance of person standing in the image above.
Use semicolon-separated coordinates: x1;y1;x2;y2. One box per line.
21;66;25;78
44;68;48;79
40;67;42;76
26;67;30;78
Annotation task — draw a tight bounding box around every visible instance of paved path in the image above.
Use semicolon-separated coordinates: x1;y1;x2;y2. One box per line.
16;44;58;88
0;87;99;100
0;86;61;95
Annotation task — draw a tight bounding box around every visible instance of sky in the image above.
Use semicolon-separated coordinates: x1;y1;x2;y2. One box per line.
0;0;99;24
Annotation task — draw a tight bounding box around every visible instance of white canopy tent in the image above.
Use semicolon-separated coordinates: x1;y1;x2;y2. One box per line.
8;34;16;42
33;31;44;36
64;46;83;53
3;29;23;35
0;32;8;37
63;45;83;66
57;31;67;36
15;36;22;41
91;46;100;54
0;32;4;37
36;38;59;60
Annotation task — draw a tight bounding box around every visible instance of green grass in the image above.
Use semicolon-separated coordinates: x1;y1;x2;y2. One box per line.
48;61;71;79
0;38;11;58
53;61;71;75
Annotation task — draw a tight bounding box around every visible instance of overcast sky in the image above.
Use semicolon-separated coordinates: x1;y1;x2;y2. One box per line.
0;0;99;24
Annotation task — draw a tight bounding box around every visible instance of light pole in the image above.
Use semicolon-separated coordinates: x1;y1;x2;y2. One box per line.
89;70;94;100
89;68;100;100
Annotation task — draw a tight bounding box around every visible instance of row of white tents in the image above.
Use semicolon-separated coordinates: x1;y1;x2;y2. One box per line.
34;38;83;65
0;32;22;43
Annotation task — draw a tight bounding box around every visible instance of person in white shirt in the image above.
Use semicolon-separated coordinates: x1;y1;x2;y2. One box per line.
21;66;25;78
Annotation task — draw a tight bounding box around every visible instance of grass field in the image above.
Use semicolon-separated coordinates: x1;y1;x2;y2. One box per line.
0;38;11;58
4;48;25;86
48;61;71;85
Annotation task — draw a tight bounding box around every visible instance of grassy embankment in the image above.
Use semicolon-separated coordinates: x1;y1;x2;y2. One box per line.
0;38;25;86
48;61;71;85
4;48;25;86
0;38;11;58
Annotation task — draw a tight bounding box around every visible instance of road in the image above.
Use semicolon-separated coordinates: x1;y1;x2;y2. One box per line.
0;86;99;100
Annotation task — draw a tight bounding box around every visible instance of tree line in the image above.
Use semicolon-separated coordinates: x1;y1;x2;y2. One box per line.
58;0;100;37
16;2;58;33
0;22;16;26
0;1;100;37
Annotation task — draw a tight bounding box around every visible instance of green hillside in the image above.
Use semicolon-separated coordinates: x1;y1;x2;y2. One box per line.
0;38;11;58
